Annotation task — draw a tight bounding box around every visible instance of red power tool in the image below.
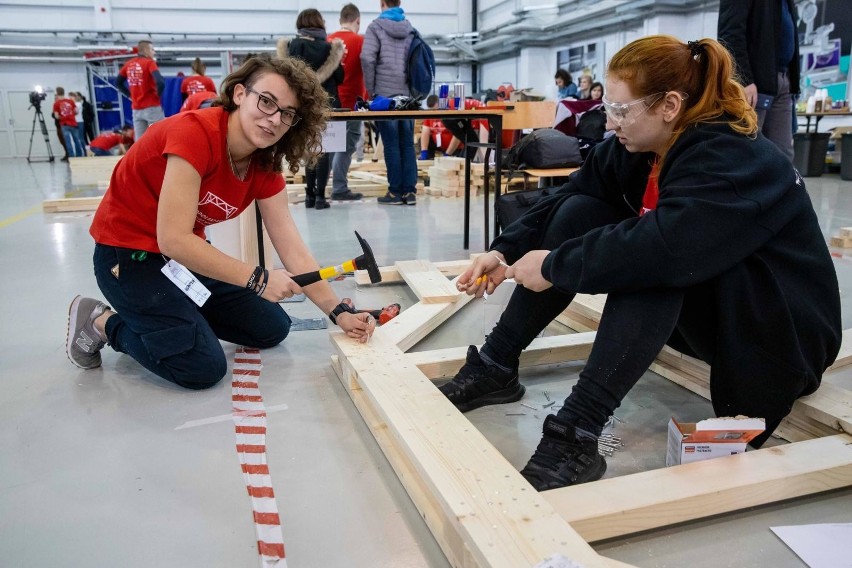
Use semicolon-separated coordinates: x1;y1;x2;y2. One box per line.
341;298;401;325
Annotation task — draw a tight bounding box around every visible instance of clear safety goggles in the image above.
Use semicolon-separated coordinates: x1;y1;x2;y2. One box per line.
601;92;666;128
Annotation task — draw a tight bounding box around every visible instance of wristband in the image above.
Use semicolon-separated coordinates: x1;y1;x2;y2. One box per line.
246;265;263;290
255;269;269;296
328;301;356;325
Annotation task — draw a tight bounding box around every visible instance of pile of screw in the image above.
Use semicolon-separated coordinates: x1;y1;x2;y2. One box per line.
598;415;625;457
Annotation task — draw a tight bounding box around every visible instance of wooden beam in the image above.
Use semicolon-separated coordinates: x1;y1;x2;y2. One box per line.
380;287;475;351
396;260;462;304
545;434;852;543
406;332;596;380
355;259;473;285
42;195;103;213
329;330;613;567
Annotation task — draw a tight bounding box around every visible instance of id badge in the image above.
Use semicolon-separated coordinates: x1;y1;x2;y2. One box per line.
161;259;211;307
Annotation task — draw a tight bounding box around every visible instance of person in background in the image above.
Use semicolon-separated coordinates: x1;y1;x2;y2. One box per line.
52;87;84;158
180;91;218;112
361;0;419;205
589;82;604;101
328;3;367;202
555;69;578;99
70;92;87;153
117;40;165;139
65;53;374;388
280;8;345;210
576;75;593;100
420;94;456;159
181;58;217;99
89;125;135;156
439;36;841;492
717;0;799;161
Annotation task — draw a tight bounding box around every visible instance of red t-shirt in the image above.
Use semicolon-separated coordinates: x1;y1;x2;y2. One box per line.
181;75;217;96
90;107;285;252
53;99;78;127
181;91;218;112
448;98;489;131
422;119;452;149
90;132;133;151
328;29;366;110
119;56;162;110
640;158;661;216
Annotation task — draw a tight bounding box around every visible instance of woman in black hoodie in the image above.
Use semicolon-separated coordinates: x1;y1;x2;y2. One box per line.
440;35;842;491
279;9;344;210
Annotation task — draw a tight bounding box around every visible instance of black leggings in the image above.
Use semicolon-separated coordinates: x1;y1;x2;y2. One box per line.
481;194;715;435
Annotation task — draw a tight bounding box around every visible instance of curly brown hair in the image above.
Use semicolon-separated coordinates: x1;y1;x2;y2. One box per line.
216;53;329;174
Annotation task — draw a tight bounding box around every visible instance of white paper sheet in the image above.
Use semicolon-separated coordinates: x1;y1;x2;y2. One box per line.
771;523;852;568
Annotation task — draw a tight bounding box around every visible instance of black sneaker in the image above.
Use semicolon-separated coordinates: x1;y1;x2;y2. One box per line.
331;191;363;201
520;415;607;491
314;198;330;210
438;345;524;412
402;192;417;206
377;192;404;205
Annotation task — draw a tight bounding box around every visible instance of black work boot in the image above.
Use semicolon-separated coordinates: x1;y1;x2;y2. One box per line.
520;415;606;491
438;345;524;412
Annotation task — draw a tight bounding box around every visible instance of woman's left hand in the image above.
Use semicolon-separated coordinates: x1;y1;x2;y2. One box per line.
336;311;377;344
504;250;553;292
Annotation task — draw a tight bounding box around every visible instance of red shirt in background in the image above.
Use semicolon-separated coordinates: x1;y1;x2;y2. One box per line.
90;132;134;152
181;75;216;96
181;91;218;112
53;98;78;127
422;119;452;150
119;56;162;110
90;107;285;252
328;29;366;110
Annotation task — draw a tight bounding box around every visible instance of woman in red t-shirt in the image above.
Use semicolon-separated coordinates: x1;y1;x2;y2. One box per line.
66;54;374;389
180;57;217;100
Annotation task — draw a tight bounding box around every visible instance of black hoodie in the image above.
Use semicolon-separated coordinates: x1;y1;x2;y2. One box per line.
492;121;841;437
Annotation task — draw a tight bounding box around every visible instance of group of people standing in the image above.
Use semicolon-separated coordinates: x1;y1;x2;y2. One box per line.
52;88;94;159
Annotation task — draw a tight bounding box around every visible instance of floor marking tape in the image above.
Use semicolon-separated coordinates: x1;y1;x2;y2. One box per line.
232;346;287;567
174;403;288;430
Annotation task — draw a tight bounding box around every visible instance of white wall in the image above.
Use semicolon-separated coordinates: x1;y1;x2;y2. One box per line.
479;9;719;97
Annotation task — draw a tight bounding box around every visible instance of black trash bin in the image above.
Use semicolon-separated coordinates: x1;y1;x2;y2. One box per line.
842;133;852;181
793;132;830;177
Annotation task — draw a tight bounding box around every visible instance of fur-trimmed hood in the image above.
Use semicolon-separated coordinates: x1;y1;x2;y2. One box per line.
277;36;345;84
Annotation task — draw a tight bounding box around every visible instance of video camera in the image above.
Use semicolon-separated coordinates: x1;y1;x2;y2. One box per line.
28;88;48;109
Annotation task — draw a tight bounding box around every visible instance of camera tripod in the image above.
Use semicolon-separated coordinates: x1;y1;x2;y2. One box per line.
27;103;55;163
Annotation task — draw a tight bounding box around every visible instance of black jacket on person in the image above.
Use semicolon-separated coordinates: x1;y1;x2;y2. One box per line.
278;36;344;108
492;121;841;438
717;0;801;96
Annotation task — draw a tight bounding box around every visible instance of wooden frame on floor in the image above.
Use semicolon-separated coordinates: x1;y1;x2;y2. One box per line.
329;259;852;567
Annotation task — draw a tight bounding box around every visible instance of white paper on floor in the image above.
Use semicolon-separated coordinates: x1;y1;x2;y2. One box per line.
770;523;852;568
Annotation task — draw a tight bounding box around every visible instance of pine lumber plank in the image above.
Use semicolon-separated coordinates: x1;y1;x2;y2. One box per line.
354;258;475;285
380;288;475;351
42;195;103;213
545;434;852;543
396;260;463;304
406;332;596;380
329;330;612;568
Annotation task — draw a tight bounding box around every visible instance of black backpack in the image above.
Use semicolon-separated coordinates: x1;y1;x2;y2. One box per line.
576;108;607;141
501;128;582;172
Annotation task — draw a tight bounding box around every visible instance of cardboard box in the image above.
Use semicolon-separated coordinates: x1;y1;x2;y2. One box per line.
666;416;765;466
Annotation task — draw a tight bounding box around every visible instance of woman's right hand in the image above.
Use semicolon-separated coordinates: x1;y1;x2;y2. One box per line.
260;269;303;302
456;252;509;298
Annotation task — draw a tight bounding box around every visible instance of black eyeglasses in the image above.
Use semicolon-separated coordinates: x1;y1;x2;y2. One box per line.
245;87;301;126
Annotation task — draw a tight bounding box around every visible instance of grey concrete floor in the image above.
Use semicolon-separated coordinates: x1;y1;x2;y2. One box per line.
1;157;851;567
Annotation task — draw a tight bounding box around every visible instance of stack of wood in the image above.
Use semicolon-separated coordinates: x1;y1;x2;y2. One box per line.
424;157;488;198
830;227;852;248
284;159;429;204
69;156;122;187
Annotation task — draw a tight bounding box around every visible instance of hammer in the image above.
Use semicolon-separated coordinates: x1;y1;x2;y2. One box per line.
290;231;382;287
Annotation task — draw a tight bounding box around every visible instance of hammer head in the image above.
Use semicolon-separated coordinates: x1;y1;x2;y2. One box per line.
353;231;382;284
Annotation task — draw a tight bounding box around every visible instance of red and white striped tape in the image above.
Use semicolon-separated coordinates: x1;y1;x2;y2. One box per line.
232;347;287;567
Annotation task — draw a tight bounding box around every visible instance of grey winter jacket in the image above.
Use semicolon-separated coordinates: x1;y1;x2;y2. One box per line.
360;17;414;98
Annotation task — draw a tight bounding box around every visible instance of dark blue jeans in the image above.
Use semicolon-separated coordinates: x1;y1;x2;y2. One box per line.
481;195;714;435
94;244;291;389
375;119;417;196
